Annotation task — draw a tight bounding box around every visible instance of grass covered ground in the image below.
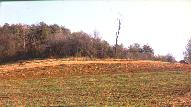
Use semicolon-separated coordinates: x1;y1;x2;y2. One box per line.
0;71;190;106
0;58;190;106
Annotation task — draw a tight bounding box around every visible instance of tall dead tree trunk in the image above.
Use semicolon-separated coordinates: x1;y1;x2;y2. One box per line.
115;19;121;58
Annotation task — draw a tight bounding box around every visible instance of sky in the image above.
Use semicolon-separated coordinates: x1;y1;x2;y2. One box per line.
0;0;191;60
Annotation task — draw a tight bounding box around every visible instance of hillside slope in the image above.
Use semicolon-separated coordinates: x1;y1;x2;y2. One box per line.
0;58;190;106
0;58;190;79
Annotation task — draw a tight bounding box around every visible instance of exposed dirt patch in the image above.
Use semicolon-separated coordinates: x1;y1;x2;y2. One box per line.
173;91;191;106
0;58;190;79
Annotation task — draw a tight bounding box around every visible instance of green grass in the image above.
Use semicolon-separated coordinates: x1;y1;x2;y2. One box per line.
0;71;190;106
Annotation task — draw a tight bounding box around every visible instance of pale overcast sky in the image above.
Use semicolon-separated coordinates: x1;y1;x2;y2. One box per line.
0;0;191;60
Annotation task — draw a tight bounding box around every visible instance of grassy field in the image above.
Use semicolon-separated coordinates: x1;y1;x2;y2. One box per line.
0;72;190;106
0;59;190;106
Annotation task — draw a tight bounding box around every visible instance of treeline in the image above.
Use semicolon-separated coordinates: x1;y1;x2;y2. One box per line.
0;22;176;63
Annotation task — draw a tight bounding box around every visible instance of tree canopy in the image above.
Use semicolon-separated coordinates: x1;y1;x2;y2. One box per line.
0;22;176;63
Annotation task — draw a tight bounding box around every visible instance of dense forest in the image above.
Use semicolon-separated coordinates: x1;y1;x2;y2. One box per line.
0;22;178;63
